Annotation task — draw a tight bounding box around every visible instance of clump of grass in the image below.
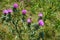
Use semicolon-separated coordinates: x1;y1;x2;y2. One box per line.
0;0;60;40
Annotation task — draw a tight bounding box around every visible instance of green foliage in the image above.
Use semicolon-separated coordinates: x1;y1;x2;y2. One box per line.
0;0;60;40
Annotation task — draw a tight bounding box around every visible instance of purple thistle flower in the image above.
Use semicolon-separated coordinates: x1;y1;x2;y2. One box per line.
38;13;43;17
7;9;13;13
13;3;18;8
38;13;43;20
22;9;27;15
27;18;31;29
3;9;8;14
38;20;44;26
27;18;31;23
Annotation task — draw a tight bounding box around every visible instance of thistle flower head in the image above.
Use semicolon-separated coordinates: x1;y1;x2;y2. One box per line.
38;13;43;17
22;9;27;15
27;18;31;23
3;9;8;14
7;9;13;13
13;3;18;8
38;20;44;26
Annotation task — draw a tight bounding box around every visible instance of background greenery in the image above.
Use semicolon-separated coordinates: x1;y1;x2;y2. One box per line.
0;0;60;40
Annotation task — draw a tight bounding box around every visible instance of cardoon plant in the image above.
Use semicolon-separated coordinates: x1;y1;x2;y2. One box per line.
27;18;31;28
6;9;13;22
38;19;44;40
22;9;27;22
13;3;18;12
38;13;43;21
2;9;8;22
